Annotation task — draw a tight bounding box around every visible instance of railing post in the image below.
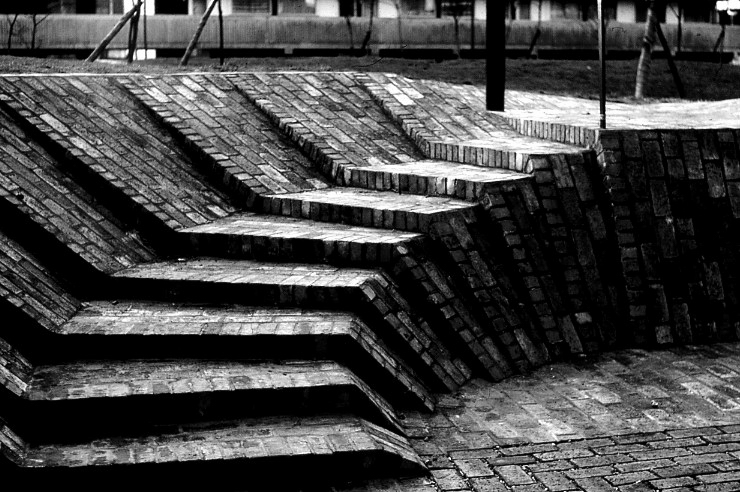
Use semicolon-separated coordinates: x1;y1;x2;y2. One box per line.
486;0;505;111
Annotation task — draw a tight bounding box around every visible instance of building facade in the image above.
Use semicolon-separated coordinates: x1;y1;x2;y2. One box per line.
49;0;730;23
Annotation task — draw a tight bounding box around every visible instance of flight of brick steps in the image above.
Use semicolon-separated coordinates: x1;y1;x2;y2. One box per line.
0;71;738;489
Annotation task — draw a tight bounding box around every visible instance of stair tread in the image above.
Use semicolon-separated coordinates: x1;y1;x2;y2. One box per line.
62;302;361;336
58;302;436;411
182;212;422;243
113;258;378;286
267;187;473;214
364;160;529;182
20;416;422;469
26;360;368;402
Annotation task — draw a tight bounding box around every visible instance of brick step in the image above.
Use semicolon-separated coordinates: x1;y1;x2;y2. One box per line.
111;260;471;392
1;355;402;443
2;302;434;412
258;187;475;233
0;110;154;278
181;212;424;265
2;415;425;489
343;160;530;201
0;77;235;245
181;214;518;381
361;73;587;168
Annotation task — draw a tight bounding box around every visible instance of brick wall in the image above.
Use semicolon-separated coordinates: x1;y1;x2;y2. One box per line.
595;129;740;346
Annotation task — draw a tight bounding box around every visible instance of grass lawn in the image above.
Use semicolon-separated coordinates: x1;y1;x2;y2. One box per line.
1;54;738;102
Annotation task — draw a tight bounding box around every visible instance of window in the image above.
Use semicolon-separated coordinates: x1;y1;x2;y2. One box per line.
233;0;270;13
154;0;188;14
76;0;96;13
683;4;711;23
518;1;531;20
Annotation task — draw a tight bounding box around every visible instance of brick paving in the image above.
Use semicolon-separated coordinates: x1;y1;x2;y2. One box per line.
0;71;739;490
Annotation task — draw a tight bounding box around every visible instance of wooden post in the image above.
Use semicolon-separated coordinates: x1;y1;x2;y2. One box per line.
486;0;505;110
598;0;606;128
180;0;220;67
85;2;143;63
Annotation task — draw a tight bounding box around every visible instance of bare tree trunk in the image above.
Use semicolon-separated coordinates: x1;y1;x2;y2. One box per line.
344;15;355;51
360;0;375;52
86;3;143;62
393;0;403;49
470;0;475;52
453;15;461;58
181;0;220;66
528;0;543;58
30;14;49;51
6;14;20;52
127;0;142;64
634;2;659;99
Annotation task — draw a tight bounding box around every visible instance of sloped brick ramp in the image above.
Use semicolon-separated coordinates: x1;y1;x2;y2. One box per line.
0;71;738;490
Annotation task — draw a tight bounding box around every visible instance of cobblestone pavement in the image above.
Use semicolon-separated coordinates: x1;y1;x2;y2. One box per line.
342;343;740;491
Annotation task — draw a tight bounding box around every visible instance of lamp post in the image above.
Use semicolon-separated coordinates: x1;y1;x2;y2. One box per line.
486;0;505;111
598;0;606;129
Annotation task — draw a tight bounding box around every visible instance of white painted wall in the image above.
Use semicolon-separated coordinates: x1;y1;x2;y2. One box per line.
377;0;399;18
616;0;635;22
316;0;339;16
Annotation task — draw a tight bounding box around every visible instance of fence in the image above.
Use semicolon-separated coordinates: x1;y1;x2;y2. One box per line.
1;15;738;55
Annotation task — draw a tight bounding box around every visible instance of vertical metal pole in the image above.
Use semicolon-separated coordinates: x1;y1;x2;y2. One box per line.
598;0;606;129
218;0;224;65
486;0;505;111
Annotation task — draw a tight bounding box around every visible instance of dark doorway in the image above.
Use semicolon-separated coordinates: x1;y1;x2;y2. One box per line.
155;0;189;14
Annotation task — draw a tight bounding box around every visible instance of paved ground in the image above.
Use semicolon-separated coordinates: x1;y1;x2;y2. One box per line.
338;89;740;492
338;343;740;491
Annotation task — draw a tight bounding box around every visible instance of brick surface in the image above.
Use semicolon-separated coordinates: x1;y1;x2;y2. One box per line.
113;259;471;391
61;302;435;411
0;76;234;236
0;111;153;275
0;231;80;332
122;74;330;202
1;72;740;491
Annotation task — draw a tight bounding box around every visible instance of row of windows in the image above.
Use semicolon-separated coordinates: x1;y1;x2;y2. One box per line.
48;0;734;24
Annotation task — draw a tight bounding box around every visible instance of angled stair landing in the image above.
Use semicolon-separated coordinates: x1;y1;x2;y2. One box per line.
112;259;471;392
57;302;434;411
1;355;401;442
3;416;424;489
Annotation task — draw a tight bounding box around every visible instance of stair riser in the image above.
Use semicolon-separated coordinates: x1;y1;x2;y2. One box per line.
7;450;424;490
182;231;405;267
2;386;400;443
